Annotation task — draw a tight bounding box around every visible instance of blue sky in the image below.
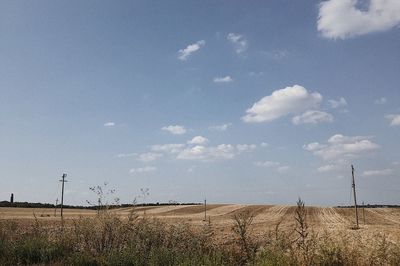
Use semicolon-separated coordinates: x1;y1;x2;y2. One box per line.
1;0;399;206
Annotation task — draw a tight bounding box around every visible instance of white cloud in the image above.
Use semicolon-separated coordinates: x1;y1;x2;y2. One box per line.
177;144;235;161
242;85;322;123
227;33;248;54
162;125;186;135
178;40;205;61
137;152;163;162
187;136;209;145
213;76;234;83
362;169;394;177
117;153;137;158
375;97;387;104
304;134;380;161
209;123;231;131
151;144;185;154
385;114;400;126
104;122;115;127
292;110;333;125
254;161;289;172
261;142;269;147
254;161;280;167
236;144;256;153
261;50;288;60
318;0;400;39
129;166;157;174
317;164;338;173
328;97;347;109
303;142;326;151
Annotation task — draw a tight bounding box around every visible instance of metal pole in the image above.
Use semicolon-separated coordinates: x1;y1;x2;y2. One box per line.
351;165;359;228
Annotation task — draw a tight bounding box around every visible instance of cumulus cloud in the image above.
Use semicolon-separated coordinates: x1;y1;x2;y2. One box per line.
162;125;186;135
254;161;289;172
129;166;157;174
104;122;115;127
177;144;235;161
385;114;400;126
209;123;231;131
137;152;163;162
375;97;387;104
328;97;347;109
227;33;248;54
187;136;209;145
213;76;234;83
318;0;400;39
362;169;394;177
304;134;380;161
242;85;322;123
292;110;333;125
178;40;205;61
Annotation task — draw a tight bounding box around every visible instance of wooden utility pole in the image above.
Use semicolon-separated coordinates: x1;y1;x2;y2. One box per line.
362;201;366;225
351;165;359;228
59;173;67;221
54;198;58;217
204;198;207;221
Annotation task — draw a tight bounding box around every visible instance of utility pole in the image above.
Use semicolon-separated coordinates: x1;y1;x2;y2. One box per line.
362;201;366;225
204;198;207;221
351;165;359;228
59;173;68;221
54;198;58;217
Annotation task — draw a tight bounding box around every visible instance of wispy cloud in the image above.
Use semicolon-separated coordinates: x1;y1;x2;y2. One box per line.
242;85;322;123
151;144;185;154
385;114;400;126
162;125;186;135
137;152;163;162
117;153;137;158
129;166;157;174
328;97;347;109
227;33;248;54
375;97;387;105
254;160;289;172
318;0;400;39
362;169;394;177
236;144;256;153
209;123;231;131
178;40;205;61
213;76;233;83
292;110;333;125
104;122;115;127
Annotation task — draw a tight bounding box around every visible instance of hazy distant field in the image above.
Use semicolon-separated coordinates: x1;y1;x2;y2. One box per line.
2;204;399;241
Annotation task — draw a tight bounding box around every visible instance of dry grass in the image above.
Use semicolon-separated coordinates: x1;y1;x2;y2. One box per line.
0;204;399;265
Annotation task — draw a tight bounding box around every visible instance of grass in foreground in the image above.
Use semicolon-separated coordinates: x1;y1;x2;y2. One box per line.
0;199;399;266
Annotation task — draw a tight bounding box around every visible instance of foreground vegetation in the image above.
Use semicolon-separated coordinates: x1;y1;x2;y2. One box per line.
0;200;399;266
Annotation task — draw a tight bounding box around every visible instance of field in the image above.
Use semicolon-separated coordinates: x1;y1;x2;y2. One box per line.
1;204;400;265
1;204;400;240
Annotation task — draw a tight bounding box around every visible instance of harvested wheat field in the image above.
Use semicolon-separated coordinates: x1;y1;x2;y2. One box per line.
1;204;399;242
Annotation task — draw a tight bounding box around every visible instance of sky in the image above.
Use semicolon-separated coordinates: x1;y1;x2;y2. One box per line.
0;0;399;206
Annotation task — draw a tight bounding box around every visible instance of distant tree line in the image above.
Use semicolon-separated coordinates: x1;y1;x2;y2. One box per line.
0;201;200;209
337;204;400;208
